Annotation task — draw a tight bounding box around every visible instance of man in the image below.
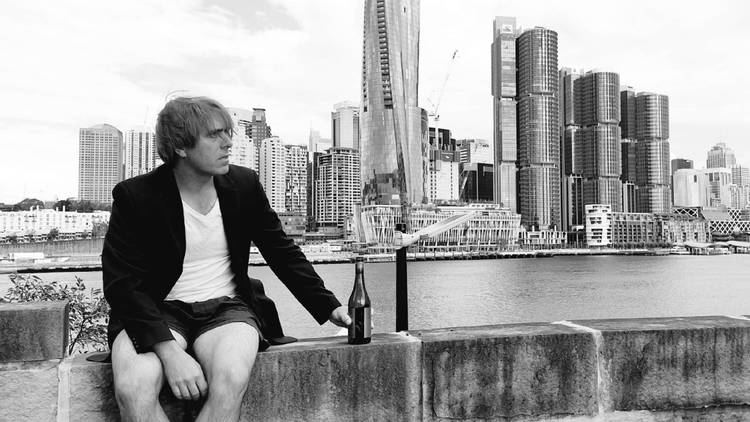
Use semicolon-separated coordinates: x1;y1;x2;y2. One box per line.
102;96;351;422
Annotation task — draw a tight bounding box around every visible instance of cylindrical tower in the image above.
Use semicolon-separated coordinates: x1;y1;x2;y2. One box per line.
634;92;670;213
516;27;560;229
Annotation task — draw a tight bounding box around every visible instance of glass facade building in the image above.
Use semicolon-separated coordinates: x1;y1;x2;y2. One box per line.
491;16;518;211
574;71;622;212
360;0;427;210
633;92;670;213
706;142;736;169
516;27;560;229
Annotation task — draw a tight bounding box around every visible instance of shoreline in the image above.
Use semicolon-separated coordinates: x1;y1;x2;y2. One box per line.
0;248;706;274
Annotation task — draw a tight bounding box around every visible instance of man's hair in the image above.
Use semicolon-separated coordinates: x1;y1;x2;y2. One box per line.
155;96;235;166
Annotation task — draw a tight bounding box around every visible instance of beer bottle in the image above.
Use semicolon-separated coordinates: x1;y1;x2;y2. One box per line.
348;256;371;344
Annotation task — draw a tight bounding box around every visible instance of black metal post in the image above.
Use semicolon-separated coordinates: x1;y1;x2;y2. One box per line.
395;223;408;332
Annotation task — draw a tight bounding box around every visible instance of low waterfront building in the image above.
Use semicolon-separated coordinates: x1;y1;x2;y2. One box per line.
277;212;306;244
0;209;110;243
357;204;521;253
584;204;612;247
518;228;567;249
585;204;709;247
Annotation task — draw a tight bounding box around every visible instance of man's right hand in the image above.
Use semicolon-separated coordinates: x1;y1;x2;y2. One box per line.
153;340;208;401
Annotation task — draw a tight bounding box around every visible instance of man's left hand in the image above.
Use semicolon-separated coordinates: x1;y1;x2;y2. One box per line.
328;306;351;328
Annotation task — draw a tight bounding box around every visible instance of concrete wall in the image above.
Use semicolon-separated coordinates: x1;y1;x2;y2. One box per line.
1;302;750;421
0;238;104;256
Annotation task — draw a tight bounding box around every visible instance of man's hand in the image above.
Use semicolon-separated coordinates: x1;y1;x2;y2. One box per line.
153;340;208;401
328;305;351;328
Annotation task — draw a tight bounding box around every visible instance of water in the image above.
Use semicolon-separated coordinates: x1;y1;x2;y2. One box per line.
2;255;749;339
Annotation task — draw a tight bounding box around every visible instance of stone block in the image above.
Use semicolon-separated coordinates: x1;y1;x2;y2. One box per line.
242;333;422;422
0;360;60;422
67;354;185;422
576;316;750;411
0;301;69;362
416;323;599;421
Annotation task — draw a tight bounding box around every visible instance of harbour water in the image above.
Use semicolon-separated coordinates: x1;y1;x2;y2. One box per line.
2;255;748;339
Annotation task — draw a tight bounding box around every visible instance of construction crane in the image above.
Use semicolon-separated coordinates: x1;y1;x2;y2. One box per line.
426;49;459;124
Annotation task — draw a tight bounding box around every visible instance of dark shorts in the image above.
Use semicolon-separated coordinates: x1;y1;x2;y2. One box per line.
160;296;264;348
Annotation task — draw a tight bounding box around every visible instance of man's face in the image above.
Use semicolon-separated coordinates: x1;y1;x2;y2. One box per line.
182;115;233;176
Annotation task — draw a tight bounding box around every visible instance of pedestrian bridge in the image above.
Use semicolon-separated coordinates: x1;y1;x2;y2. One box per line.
2;302;750;421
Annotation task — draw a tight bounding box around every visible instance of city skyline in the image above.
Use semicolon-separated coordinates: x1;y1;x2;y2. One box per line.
1;0;749;202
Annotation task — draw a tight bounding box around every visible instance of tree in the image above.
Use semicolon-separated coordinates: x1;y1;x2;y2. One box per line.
13;198;44;211
47;228;60;241
54;199;73;211
92;222;109;237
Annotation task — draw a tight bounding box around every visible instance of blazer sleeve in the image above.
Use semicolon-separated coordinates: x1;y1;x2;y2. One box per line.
249;171;341;324
102;182;174;352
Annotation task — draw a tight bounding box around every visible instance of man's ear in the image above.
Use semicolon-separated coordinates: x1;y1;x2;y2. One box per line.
175;148;187;158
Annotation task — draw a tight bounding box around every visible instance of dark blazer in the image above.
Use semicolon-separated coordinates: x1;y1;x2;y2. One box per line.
102;164;341;353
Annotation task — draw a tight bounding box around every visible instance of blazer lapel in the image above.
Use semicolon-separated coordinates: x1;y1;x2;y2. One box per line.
155;166;186;266
215;172;242;264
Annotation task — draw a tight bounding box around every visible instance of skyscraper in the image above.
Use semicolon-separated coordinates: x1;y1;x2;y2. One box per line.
732;165;749;186
516;27;560;229
331;101;360;150
227;108;256;170
706;142;736;168
123;127;157;179
619;86;638;212
258;136;286;212
314;147;361;230
285;144;308;216
250;108;272;157
360;0;427;208
671;158;693;176
559;68;583;230
78;124;123;204
633;92;670;213
491;16;518;211
574;70;622;211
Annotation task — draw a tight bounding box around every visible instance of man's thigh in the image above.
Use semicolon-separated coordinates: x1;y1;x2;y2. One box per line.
111;329;189;389
192;322;259;381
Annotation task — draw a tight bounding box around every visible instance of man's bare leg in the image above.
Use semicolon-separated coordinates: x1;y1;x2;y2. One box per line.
192;322;259;422
111;329;188;422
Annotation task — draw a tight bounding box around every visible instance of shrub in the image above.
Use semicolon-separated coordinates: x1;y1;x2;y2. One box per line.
3;273;109;355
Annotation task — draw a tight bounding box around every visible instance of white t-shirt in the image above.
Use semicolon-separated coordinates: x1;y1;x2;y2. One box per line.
164;200;236;302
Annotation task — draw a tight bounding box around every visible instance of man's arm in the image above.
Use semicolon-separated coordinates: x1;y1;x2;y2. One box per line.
248;171;342;324
102;182;174;352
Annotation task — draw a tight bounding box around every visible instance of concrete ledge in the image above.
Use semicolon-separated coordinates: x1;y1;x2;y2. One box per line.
415;323;599;421
575;316;750;412
0;301;69;362
242;333;422;421
0;360;60;422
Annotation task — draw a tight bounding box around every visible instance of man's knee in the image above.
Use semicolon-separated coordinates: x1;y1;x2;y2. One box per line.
114;362;163;407
209;362;252;396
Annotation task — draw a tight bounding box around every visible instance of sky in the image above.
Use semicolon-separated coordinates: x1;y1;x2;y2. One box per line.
1;0;748;203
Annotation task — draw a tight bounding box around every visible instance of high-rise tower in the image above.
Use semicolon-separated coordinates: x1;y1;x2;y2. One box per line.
491;16;518;211
574;70;622;212
706;142;736;168
633;92;670;213
559;67;583;230
332;101;360;150
123;127;157;179
360;0;427;209
78;124;123;204
516;27;560;229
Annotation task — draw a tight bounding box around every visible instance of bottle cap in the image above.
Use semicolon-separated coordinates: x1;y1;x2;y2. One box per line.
355;256;364;262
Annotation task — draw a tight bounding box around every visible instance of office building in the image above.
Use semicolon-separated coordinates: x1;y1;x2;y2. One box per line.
258;136;286;212
331;101;360;149
671;158;693;176
491;16;518;211
250;108;272;157
78;124;123;204
123;127;157;179
707;142;736;168
285;144;308;216
227;108;256;170
559;68;583;230
584;204;612;247
460;163;494;203
574;70;622;212
428;160;460;203
731;165;749;186
516;26;560;229
631;91;670;213
360;0;427;208
314;147;361;229
456;138;493;164
673;169;708;207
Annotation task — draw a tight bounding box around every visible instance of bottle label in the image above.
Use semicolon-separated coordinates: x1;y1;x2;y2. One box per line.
349;307;371;340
